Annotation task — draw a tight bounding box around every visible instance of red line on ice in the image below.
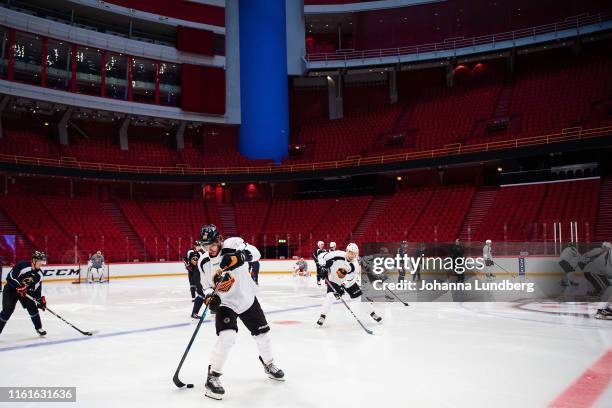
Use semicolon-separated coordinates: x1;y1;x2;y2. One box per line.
548;348;612;408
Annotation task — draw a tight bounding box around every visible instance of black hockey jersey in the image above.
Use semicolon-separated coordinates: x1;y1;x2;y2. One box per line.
7;261;43;298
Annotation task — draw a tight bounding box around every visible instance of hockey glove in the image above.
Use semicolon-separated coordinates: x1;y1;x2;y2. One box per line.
333;286;345;300
16;285;28;297
220;250;252;271
37;296;47;311
204;293;221;312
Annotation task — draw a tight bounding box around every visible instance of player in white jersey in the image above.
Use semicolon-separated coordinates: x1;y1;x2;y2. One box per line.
580;241;612;319
558;242;580;287
196;225;285;400
316;243;382;327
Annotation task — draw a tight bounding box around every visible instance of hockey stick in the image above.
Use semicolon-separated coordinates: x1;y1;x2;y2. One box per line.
24;294;93;336
493;261;517;278
173;268;229;389
325;280;374;335
385;287;409;306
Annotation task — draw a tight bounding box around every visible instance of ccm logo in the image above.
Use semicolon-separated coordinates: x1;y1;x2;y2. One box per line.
42;268;80;277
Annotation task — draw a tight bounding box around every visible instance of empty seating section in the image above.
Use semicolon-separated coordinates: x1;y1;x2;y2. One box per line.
299;196;373;254
0;178;604;262
409;186;475;242
363;186;475;243
234;201;269;245
135;200;210;259
308;0;608;53
290;105;402;163
262;198;336;242
0;46;609;168
116;200;161;258
394;79;502;151
0;128;51;158
41;197;134;262
364;189;432;242
0;194;69;262
475;179;600;242
536;179;600;241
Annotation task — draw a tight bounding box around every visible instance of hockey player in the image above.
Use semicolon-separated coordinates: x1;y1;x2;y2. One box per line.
0;251;48;336
397;241;409;282
197;225;284;400
184;242;203;302
412;243;425;282
450;238;466;283
184;247;204;319
313;241;326;285
293;257;308;277
483;240;495;278
558;242;580;287
249;260;260;285
88;250;105;283
316;243;382;327
579;242;612;319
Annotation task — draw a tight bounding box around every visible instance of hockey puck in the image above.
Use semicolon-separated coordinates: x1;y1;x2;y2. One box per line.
187;384;194;389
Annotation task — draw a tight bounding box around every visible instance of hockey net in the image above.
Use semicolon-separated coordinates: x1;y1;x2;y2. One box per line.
72;264;110;284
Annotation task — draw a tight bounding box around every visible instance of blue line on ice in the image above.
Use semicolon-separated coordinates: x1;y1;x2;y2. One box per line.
0;303;325;353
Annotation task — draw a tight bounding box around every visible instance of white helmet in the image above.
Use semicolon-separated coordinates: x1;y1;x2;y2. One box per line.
317;241;324;247
346;243;359;254
330;241;337;249
485;240;492;245
603;242;612;249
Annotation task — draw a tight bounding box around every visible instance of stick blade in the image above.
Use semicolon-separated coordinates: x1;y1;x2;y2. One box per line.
173;374;187;388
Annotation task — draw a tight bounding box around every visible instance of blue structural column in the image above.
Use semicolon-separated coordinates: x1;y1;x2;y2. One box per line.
238;0;289;163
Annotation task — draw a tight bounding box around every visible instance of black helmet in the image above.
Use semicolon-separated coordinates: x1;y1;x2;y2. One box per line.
189;251;200;261
200;224;220;245
32;251;47;262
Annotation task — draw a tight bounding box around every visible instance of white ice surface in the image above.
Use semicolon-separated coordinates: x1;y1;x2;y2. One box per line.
0;275;610;408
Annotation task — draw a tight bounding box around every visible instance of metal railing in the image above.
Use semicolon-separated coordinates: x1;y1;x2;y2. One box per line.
0;125;610;177
305;12;612;62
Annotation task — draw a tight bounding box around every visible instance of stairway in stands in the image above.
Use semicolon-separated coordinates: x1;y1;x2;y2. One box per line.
350;196;392;243
100;202;145;261
458;186;498;241
217;203;238;237
0;208;34;261
595;177;612;241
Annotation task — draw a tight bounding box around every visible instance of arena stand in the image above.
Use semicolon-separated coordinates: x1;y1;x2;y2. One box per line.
0;174;608;263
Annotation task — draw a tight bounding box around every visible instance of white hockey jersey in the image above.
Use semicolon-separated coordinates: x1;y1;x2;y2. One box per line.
582;247;612;278
198;237;261;314
483;244;493;261
318;250;360;288
559;246;580;268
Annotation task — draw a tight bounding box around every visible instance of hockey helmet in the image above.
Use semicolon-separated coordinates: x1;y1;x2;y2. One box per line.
485;240;492;245
200;224;221;245
32;251;47;262
317;240;324;247
603;241;612;249
330;241;337;249
346;243;359;254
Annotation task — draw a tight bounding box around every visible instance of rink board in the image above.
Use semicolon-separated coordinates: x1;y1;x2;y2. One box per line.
1;257;568;284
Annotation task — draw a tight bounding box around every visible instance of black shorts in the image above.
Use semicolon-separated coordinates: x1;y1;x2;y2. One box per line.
326;280;362;299
559;260;575;274
215;297;270;336
2;286;36;311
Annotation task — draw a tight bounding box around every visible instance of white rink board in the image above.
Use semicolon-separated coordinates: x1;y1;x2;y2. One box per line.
2;257;566;284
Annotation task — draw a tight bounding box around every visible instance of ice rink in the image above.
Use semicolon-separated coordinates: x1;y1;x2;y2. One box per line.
1;274;611;408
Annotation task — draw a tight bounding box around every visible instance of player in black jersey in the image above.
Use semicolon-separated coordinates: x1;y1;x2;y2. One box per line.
0;251;48;336
184;243;205;319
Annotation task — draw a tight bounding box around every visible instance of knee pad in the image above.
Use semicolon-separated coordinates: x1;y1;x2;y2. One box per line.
218;329;237;346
